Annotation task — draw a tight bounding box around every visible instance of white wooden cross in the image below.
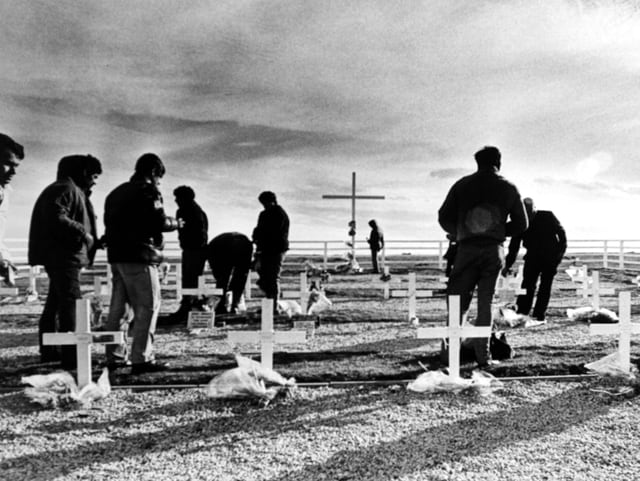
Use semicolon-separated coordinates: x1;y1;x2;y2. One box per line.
382;266;391;299
182;275;223;329
226;298;307;370
590;291;640;373
416;295;492;378
390;272;433;321
580;270;615;308
566;264;589;293
322;171;385;260
42;299;125;388
281;272;309;309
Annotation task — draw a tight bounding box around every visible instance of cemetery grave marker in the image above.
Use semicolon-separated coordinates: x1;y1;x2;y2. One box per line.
227;298;307;370
182;275;223;331
416;295;492;378
580;270;615;308
390;272;434;321
589;291;640;373
42;299;125;388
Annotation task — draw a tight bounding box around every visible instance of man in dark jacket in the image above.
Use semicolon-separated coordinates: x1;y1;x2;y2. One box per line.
252;191;289;309
438;146;527;368
29;155;101;367
502;197;567;321
167;185;209;324
102;153;179;374
367;219;384;273
207;232;253;314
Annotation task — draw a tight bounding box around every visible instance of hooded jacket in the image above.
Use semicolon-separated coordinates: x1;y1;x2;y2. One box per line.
438;166;527;245
28;157;96;268
176;200;208;250
104;174;178;264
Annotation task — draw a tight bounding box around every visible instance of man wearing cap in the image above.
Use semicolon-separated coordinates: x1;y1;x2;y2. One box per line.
252;191;289;310
0;133;24;286
102;153;180;374
438;146;527;368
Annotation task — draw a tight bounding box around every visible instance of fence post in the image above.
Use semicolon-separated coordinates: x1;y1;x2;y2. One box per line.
603;240;608;269
381;245;386;270
437;241;444;269
323;242;328;269
619;240;624;270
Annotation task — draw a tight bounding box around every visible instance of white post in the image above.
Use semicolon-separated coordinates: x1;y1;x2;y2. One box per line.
244;271;252;300
449;295;461;379
437;241;444;269
383;266;390;299
29;266;40;296
619;240;624;270
76;299;92;388
408;272;417;321
300;272;308;312
603;240;608;269
261;298;275;370
592;270;600;310
381;245;386;271
323;242;328;269
619;291;631;373
176;263;183;299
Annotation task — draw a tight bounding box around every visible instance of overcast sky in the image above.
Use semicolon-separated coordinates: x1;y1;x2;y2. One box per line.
1;0;639;244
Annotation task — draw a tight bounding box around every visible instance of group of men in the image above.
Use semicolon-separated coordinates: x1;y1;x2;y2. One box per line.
0;133;290;374
1;131;566;373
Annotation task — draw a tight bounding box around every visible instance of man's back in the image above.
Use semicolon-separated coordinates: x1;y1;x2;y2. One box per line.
522;210;566;256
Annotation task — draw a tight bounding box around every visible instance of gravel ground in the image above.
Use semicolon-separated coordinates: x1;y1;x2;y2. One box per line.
1;380;639;480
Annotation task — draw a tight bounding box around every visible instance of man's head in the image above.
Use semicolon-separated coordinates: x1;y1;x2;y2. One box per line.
0;133;24;187
523;197;536;219
135;153;165;185
258;191;277;207
474;146;501;171
57;154;102;191
173;185;195;207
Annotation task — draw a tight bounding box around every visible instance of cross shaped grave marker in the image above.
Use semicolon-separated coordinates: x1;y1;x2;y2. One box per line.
390;272;433;321
580;270;615;308
281;272;309;309
322;171;385;261
226;298;307;370
182;275;223;330
416;295;492;378
590;291;640;373
494;265;525;304
566;264;589;294
42;299;125;388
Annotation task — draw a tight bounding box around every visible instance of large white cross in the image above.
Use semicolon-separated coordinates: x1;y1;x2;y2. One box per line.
390;272;433;321
42;299;124;388
416;295;492;378
226;298;307;370
322;171;385;260
590;291;640;373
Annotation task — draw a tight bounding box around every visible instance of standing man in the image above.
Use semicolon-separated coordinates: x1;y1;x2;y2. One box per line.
29;155;102;367
102;153;180;374
366;219;384;274
438;146;527;368
167;185;209;325
207;232;253;315
502;197;567;322
252;191;289;311
0;133;24;286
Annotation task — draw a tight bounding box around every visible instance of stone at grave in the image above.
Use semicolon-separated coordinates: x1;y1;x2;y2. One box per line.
187;310;216;331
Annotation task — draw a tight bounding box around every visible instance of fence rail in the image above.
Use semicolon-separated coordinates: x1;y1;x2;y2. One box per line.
7;238;640;271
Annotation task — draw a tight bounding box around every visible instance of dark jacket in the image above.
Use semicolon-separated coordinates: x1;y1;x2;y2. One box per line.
28;160;96;268
505;210;567;268
438;167;528;245
104;175;179;264
367;223;384;252
176;200;208;250
252;204;290;254
207;232;253;271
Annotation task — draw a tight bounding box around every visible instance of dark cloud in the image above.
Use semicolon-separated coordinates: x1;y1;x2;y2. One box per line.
429;168;468;179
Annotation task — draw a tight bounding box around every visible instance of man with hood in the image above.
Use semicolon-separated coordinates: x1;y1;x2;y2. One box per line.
438;146;527;368
367;219;384;274
0;133;24;286
102;153;179;374
252;191;289;310
28;155;102;368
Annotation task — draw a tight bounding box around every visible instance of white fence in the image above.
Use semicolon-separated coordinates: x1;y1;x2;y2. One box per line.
7;238;640;272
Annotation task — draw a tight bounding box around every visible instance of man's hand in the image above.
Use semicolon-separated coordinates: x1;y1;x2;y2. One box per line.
84;233;95;251
177;218;185;229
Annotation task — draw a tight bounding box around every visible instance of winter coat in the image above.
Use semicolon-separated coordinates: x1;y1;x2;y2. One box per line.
28;160;96;268
104;175;179;264
207;232;253;271
367;225;384;252
438;166;528;245
252;204;289;254
505;210;567;267
176;200;208;250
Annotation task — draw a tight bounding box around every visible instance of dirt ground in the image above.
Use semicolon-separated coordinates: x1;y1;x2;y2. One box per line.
1;262;639;386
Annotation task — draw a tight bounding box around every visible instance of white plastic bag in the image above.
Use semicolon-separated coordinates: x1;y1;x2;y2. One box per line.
307;289;332;315
584;353;638;379
567;306;618;323
407;369;501;395
21;368;111;408
277;300;302;318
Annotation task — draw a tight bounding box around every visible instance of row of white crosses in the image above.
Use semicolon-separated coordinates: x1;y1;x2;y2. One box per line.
0;265;45;299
